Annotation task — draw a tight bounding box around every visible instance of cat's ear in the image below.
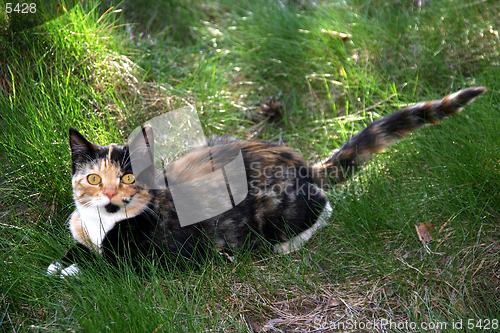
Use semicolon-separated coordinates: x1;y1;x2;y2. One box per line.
126;126;156;187
69;128;96;173
127;126;154;156
130;125;154;152
69;128;95;155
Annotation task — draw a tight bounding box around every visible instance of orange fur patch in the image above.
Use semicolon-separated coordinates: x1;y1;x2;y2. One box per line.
69;211;99;251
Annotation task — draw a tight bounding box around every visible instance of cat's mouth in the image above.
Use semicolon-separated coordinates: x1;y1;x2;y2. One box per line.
104;203;120;213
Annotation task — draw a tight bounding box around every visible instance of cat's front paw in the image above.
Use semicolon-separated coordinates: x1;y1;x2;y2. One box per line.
61;264;80;277
46;261;80;278
47;261;63;275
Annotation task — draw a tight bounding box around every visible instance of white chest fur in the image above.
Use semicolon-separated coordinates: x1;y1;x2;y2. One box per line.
70;203;130;253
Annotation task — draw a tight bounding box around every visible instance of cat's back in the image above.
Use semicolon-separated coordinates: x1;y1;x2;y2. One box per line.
149;138;327;253
163;138;310;186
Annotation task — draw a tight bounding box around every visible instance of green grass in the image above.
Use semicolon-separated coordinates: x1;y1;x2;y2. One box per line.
1;0;499;331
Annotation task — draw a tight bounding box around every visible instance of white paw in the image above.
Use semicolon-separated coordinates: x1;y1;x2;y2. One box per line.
46;262;80;278
61;264;80;277
46;262;63;275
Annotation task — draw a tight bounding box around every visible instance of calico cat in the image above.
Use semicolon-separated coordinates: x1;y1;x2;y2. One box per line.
47;87;485;277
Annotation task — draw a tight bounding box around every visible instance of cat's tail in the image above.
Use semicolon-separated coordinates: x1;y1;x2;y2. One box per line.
312;87;487;186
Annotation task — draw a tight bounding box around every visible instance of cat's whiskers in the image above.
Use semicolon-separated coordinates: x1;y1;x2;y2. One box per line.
139;205;158;218
75;199;92;208
121;152;131;168
122;201;158;219
75;197;97;208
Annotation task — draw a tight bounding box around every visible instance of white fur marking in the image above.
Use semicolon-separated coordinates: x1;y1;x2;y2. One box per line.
46;261;63;275
72;200;137;253
78;205;123;251
274;200;332;254
61;264;80;277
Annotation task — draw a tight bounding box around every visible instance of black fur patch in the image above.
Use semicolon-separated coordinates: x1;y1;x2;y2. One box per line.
105;203;120;213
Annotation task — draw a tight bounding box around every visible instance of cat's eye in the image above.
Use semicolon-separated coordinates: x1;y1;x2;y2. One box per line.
121;173;135;184
87;174;102;185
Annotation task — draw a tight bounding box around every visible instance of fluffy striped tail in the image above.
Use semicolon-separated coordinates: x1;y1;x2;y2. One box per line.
313;87;486;186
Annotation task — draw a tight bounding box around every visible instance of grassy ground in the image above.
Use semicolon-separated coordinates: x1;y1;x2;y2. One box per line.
1;0;499;331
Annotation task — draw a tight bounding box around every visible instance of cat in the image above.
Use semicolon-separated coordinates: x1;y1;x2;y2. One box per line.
47;87;486;277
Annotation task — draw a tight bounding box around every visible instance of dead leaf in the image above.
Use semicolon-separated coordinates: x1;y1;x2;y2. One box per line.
415;222;434;244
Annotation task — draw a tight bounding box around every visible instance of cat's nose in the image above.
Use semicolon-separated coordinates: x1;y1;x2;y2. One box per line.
104;190;116;200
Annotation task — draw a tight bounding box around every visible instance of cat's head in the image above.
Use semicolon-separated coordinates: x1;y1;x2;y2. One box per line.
69;127;155;216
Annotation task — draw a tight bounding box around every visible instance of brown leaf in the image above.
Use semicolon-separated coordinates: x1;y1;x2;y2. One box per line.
415;222;434;244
